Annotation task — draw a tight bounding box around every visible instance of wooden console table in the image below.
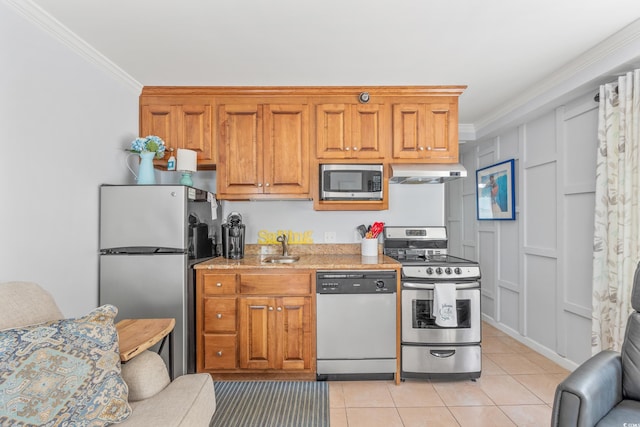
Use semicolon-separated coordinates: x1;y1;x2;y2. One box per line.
116;318;176;379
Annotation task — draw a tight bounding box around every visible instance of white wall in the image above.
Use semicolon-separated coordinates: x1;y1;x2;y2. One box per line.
450;91;598;368
0;3;139;317
223;184;445;244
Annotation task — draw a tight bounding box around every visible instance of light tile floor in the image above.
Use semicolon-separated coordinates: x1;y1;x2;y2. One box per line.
329;322;571;427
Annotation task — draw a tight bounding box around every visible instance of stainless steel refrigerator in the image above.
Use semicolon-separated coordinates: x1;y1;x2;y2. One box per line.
99;185;221;377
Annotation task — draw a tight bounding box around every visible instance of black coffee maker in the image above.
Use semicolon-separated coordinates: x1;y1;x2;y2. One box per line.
221;212;245;259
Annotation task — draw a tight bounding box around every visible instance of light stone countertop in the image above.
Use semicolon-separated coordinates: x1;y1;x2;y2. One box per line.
194;243;400;270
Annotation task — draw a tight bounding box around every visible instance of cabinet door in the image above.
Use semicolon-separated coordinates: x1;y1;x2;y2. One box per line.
177;104;214;165
140;103;215;167
392;102;458;161
238;297;274;369
351;104;386;159
277;297;311;370
316;104;351;159
217;104;263;196
140;104;174;147
424;103;458;161
392;103;426;159
263;104;310;195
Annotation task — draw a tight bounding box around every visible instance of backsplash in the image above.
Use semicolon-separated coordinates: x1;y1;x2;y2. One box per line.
160;170;445;243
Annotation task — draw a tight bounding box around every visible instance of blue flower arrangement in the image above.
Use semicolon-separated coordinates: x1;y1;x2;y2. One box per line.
129;135;166;159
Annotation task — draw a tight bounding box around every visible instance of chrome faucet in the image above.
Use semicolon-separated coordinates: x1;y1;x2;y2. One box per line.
276;233;289;256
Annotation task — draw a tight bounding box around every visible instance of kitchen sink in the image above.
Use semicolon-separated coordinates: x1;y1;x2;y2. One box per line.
262;255;300;264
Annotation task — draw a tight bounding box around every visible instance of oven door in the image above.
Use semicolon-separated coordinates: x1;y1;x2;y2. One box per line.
402;283;480;344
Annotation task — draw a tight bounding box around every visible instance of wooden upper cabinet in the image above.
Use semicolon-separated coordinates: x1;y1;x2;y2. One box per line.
263;104;310;195
316;103;386;159
217;101;310;199
177;104;214;166
217;103;262;197
140;100;215;168
392;100;458;162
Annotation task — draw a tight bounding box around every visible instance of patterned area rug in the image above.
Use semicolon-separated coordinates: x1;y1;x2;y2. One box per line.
210;381;329;427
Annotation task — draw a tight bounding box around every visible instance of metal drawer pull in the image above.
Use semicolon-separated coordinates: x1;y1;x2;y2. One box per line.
430;349;455;358
217;351;223;357
216;314;222;319
269;306;274;311
277;307;282;311
216;282;222;287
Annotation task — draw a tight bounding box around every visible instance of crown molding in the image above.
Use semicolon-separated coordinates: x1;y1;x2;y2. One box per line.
458;123;476;143
474;18;640;140
4;0;142;94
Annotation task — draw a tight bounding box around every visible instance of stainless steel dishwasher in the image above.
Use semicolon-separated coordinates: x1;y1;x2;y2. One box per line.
316;270;397;381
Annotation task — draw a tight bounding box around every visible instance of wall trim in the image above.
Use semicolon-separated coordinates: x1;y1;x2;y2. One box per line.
472;19;640;141
4;0;142;94
482;315;579;371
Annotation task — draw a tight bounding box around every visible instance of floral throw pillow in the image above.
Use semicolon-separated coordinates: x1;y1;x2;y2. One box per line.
0;305;131;426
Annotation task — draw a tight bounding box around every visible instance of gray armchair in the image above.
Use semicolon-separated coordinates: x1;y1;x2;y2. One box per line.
552;264;640;426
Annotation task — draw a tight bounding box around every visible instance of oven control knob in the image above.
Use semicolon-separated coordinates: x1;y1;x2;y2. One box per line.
454;267;462;275
375;280;385;289
435;267;443;275
426;267;433;275
445;267;452;275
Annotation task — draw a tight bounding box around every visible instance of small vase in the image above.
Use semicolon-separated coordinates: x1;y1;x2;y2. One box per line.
137;151;156;185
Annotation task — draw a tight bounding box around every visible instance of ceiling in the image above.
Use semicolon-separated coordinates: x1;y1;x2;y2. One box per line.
23;0;640;134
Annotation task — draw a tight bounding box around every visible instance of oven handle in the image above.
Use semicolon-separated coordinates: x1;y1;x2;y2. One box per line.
402;281;479;290
430;349;456;358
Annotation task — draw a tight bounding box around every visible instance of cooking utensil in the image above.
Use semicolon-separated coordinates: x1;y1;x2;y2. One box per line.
370;221;384;238
357;224;368;238
364;221;384;239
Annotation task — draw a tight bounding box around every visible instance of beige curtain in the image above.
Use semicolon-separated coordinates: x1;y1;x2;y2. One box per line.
592;69;640;353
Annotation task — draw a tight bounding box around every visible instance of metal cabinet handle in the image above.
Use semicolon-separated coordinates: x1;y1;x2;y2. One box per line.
216;313;222;319
277;307;282;311
269;306;274;311
265;183;270;187
427;146;432;151
430;349;455;358
419;146;424;151
353;147;358;151
345;147;350;151
257;183;263;187
216;282;222;287
217;351;223;357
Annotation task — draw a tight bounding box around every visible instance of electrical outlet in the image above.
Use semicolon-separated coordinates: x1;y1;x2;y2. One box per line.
324;231;337;243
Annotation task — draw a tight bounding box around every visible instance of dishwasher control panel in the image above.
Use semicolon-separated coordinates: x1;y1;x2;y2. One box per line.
316;270;397;294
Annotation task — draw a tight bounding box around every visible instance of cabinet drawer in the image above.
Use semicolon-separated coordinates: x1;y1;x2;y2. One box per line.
204;334;237;370
203;273;237;295
239;272;311;295
204;297;236;332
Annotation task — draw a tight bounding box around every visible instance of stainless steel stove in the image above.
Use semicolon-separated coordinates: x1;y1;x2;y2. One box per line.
383;226;482;380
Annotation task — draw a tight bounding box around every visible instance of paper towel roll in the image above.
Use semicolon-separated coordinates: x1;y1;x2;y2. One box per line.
177;149;197;172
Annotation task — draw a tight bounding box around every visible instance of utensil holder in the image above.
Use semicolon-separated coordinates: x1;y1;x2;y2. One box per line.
361;238;378;257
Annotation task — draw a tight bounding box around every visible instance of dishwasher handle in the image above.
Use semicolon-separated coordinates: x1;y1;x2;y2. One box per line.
403;281;479;290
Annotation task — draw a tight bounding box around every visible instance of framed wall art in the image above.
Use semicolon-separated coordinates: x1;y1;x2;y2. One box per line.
476;159;515;220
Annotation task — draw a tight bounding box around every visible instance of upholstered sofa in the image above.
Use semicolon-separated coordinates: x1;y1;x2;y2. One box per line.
0;281;216;426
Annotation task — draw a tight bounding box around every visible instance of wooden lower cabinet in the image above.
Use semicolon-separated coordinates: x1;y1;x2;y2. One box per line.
238;296;311;370
204;334;236;370
196;269;314;378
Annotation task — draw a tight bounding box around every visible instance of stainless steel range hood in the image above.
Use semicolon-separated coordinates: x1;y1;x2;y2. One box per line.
389;163;467;184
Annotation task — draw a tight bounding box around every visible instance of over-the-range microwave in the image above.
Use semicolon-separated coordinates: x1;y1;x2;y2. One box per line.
319;164;383;201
